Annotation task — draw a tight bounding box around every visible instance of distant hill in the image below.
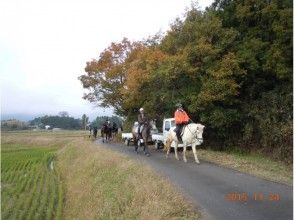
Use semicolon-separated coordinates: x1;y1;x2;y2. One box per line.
1;112;114;123
1;114;39;122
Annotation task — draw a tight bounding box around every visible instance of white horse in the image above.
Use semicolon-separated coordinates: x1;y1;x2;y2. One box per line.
165;123;205;163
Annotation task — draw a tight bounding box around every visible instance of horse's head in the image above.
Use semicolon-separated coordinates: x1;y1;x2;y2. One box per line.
132;121;139;135
147;119;158;134
195;124;205;145
149;120;157;130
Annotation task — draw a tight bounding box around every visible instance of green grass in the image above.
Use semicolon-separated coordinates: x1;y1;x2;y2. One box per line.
196;148;292;186
1;144;63;220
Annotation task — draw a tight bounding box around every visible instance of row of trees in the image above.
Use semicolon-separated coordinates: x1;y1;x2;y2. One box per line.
1;120;29;130
79;0;292;163
30;114;82;130
30;112;122;130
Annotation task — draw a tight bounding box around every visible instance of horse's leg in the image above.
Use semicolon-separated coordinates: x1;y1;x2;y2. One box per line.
143;137;150;156
183;145;187;163
174;142;179;160
192;143;200;164
142;127;150;157
143;141;146;153
134;137;138;153
165;138;172;159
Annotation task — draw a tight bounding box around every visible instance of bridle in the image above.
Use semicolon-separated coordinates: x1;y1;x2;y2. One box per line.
186;124;203;142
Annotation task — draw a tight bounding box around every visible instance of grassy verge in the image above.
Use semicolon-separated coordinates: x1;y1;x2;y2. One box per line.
185;148;292;186
58;139;201;220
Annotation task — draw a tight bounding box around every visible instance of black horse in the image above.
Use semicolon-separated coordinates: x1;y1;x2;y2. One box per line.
101;123;112;143
112;122;118;137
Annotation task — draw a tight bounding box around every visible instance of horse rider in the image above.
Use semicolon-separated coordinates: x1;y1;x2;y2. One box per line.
89;125;92;138
138;107;148;138
174;103;191;143
103;119;110;128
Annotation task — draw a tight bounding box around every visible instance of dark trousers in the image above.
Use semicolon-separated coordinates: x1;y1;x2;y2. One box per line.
138;124;142;138
175;123;184;142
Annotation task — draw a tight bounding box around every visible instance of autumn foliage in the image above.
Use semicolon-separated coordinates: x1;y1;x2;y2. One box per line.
79;1;292;163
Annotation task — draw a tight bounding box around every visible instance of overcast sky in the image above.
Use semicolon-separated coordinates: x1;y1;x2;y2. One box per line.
0;0;214;120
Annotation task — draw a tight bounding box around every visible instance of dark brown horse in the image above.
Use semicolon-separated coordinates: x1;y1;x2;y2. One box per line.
101;124;112;143
132;120;156;157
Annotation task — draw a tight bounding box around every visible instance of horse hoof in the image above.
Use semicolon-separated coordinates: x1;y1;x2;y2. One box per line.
184;160;187;163
146;153;150;157
195;161;200;164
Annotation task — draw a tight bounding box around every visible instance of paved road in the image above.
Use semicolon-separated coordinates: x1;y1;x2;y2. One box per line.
96;140;293;220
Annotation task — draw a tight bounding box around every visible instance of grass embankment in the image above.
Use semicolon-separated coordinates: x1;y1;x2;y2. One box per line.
58;139;201;219
190;149;292;186
2;131;202;220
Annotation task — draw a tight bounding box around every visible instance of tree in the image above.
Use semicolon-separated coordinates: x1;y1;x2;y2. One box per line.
79;38;138;115
79;1;292;163
58;111;69;117
210;0;293;160
81;114;89;130
31;115;81;130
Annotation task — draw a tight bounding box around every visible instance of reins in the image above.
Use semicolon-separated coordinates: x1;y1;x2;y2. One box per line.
185;122;203;142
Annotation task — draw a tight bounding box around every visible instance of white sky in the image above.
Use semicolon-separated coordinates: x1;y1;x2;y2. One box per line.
0;0;213;120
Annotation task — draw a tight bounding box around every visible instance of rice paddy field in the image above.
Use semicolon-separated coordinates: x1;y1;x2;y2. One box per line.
1;144;63;220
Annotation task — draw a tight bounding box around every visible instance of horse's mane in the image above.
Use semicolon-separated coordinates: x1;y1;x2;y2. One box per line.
187;123;204;129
